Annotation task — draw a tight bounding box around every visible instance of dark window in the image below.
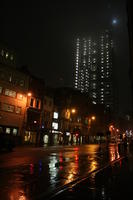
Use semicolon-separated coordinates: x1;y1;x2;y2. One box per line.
30;98;34;107
19;80;24;87
36;99;39;108
44;99;47;105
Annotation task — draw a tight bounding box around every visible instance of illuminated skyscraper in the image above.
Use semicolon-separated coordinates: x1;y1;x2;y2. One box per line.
74;30;115;111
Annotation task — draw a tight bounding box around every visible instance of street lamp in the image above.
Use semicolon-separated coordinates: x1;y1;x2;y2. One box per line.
22;92;32;142
88;115;96;127
71;108;76;114
91;116;96;121
88;115;96;142
27;92;32;97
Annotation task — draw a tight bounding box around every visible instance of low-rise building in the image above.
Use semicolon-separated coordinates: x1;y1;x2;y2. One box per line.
23;75;45;145
0;63;29;145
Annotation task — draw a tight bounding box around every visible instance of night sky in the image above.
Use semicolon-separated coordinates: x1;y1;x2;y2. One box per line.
0;0;132;114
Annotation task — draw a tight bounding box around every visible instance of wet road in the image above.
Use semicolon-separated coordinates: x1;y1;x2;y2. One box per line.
0;144;125;200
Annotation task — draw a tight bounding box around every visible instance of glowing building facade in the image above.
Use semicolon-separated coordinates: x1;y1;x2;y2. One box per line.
74;30;114;111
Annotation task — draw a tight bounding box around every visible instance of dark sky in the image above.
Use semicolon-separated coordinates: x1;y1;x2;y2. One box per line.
0;0;132;114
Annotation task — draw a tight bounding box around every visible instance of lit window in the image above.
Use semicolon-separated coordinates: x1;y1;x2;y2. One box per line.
16;107;21;114
13;128;18;136
1;49;4;56
6;128;10;134
92;94;96;98
91;74;97;80
52;122;58;130
5;52;9;58
91;83;96;89
53;112;58;119
2;104;14;112
91;66;97;71
0;127;3;133
5;89;16;98
10;55;14;61
9;75;12;82
19;80;24;87
0;86;2;94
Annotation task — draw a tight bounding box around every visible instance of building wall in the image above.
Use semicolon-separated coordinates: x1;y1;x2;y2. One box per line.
127;0;133;111
74;30;115;112
0;64;29;141
23;77;44;144
43;96;54;130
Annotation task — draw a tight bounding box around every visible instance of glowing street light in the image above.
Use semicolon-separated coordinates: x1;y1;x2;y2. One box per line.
27;92;32;97
71;109;76;114
91;116;96;121
112;18;117;25
88;115;96;128
109;125;114;132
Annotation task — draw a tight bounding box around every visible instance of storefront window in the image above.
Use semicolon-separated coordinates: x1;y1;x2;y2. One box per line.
6;128;10;134
43;135;49;144
13;128;18;136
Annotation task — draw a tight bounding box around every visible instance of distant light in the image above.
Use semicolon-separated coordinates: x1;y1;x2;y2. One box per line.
19;94;23;99
71;109;76;114
28;92;32;97
112;18;117;25
66;132;70;136
53;112;58;119
91;116;96;121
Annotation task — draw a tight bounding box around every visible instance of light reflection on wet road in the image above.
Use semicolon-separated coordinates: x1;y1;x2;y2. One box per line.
0;144;124;200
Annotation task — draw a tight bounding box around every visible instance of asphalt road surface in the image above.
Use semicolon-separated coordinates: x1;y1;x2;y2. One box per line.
0;143;125;200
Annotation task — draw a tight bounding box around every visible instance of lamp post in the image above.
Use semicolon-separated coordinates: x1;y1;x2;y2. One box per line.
22;92;32;143
65;108;77;145
88;115;96;143
70;108;77;144
88;116;96;128
71;108;76;114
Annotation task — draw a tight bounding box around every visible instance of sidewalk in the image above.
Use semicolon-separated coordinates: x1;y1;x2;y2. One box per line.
49;146;133;200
